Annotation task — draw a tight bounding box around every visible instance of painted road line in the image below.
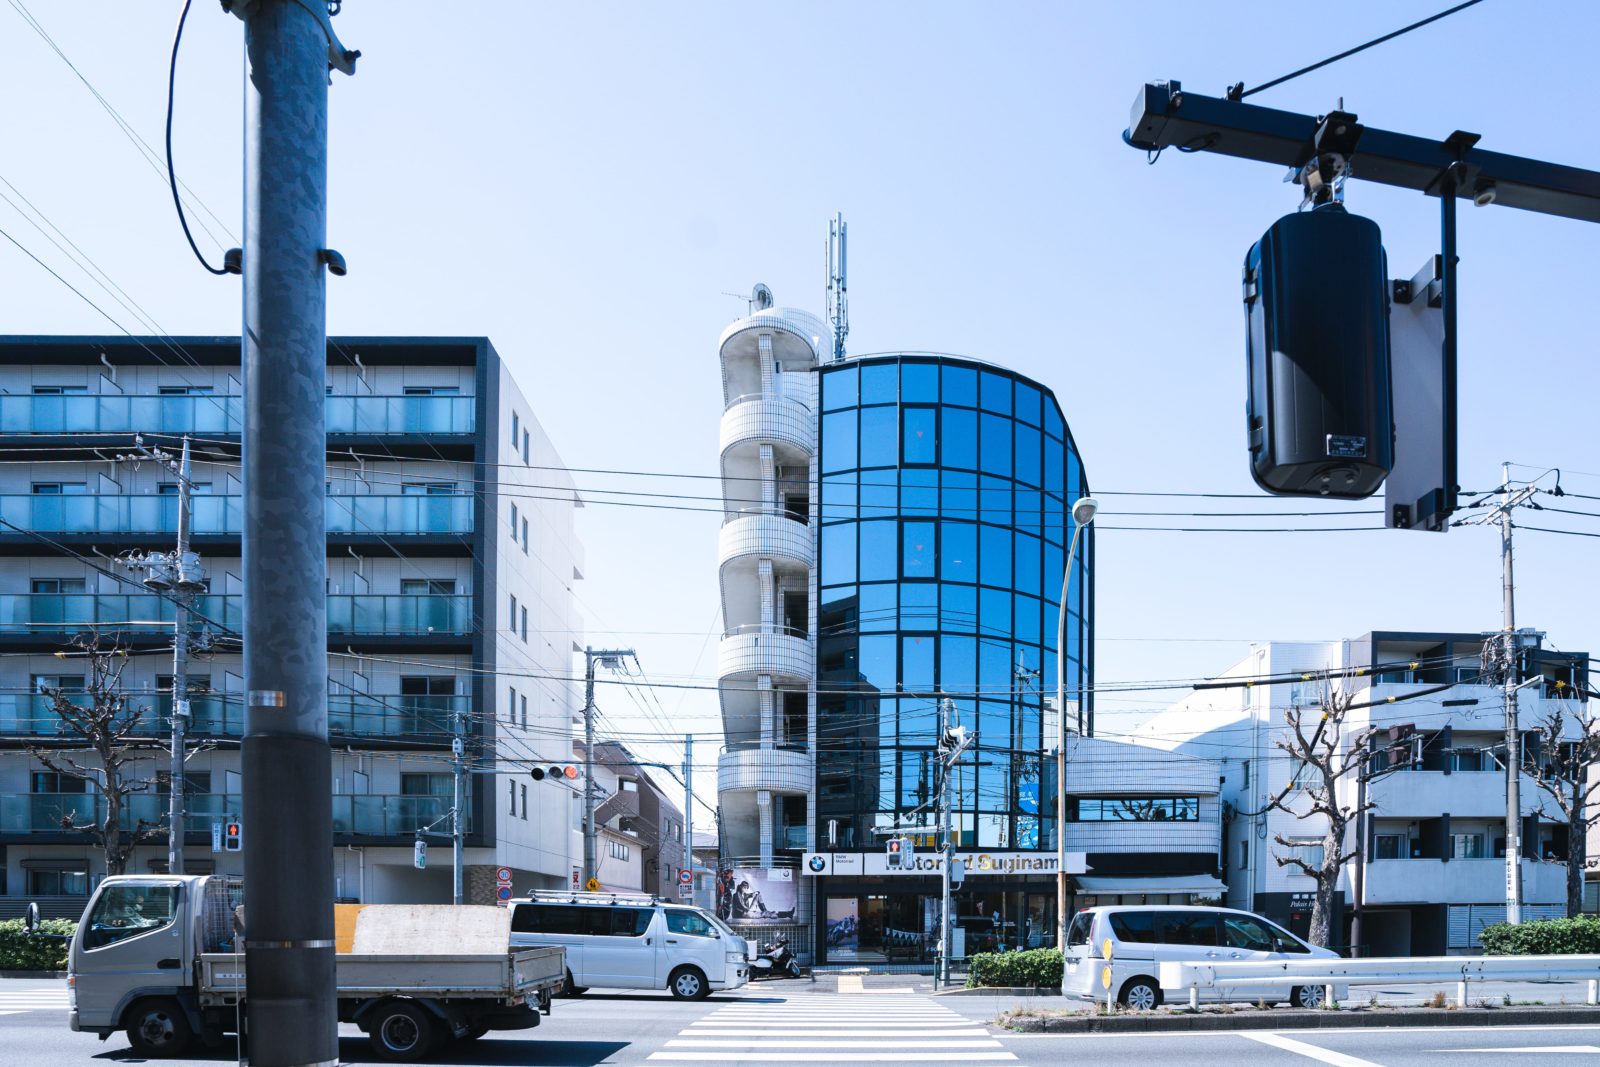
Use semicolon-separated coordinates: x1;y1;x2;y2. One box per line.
683;1028;995;1037
666;1039;1007;1049
1241;1032;1384;1067
649;1054;1017;1062
1447;1047;1600;1054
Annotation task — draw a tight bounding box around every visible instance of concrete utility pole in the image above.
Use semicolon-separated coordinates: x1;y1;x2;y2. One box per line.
452;705;466;905
581;647;634;890
683;733;692;897
935;698;970;990
224;2;357;1064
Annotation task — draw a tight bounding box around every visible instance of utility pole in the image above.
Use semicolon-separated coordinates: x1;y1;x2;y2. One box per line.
223;3;357;1064
122;436;205;879
452;705;466;906
581;647;634;890
935;698;970;990
683;733;692;899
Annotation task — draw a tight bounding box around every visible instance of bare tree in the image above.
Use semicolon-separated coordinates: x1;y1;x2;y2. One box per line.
27;633;166;876
1521;689;1600;917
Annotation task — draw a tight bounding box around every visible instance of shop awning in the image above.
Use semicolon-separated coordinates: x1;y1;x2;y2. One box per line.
1074;874;1229;895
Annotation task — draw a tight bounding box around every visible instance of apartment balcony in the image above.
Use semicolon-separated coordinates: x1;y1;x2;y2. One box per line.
718;509;812;573
0;594;469;640
717;625;812;683
0;792;242;835
0;494;473;539
717;742;813;794
1365;768;1530;820
331;793;470;837
1362;857;1569;905
0;394;476;437
719;393;814;460
1;691;468;742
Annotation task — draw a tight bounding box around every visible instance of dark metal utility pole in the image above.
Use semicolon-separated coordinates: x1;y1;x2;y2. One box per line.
224;2;357;1064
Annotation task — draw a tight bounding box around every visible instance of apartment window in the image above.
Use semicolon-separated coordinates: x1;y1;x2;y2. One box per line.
1067;797;1199;822
1241;759;1250;789
400;773;452;796
508;686;516;724
520;693;528;728
32;771;87;794
32;674;83;698
401;481;455;495
522;429;530;465
520;605;528;642
520;783;528;820
1290;760;1318;791
1284;839;1324;870
157;385;214;395
32;385;88;395
521;518;529;555
1452;833;1485;859
511;411;520;446
403;386;459;395
32;578;87;594
27;868;88;895
158;481;213;495
508;780;517;815
620;779;638;793
401;578;455;595
1238;840;1249;870
509;594;518;630
608;840;630;861
31;482;87;495
1374;834;1406;860
510;503;519;538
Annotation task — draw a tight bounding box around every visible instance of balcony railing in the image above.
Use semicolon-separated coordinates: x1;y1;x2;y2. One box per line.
0;395;475;436
0;792;465;837
0;594;469;637
1;691;467;739
0;494;473;537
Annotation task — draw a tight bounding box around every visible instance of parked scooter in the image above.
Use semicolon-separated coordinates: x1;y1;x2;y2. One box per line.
750;935;803;980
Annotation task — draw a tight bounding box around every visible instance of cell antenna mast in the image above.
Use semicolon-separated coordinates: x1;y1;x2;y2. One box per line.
826;213;848;362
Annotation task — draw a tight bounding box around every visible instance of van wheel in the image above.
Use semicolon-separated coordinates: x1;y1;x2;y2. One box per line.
669;965;710;1000
368;1000;439;1062
1118;977;1162;1011
126;998;194;1058
561;970;588;997
1291;985;1326;1009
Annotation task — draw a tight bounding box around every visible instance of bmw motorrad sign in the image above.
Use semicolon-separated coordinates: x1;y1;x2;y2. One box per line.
801;850;1086;876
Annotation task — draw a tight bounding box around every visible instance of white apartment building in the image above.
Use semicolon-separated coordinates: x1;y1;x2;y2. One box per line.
1140;630;1589;955
0;336;585;910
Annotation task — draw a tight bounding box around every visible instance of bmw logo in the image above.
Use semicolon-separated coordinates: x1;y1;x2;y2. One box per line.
807;855;826;872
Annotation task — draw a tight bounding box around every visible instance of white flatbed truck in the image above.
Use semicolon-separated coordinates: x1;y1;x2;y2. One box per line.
62;874;565;1061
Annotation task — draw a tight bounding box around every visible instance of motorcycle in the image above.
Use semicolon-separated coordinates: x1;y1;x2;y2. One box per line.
749;935;803;980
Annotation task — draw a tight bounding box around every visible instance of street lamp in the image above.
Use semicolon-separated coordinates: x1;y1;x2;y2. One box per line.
1054;496;1097;976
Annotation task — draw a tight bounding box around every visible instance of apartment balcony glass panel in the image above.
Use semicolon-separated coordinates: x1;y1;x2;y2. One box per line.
326;396;475;435
0;395;244;435
331;793;468;836
0;792;242;834
0;594;243;634
326;595;471;636
328;693;467;737
0;495;472;537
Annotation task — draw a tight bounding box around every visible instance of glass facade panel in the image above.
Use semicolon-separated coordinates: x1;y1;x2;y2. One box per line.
814;355;1090;854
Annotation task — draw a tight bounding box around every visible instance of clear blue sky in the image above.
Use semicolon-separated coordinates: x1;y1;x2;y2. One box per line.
4;1;1597;819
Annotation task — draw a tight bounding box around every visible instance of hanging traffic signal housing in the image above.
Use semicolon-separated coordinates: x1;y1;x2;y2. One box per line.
531;765;579;782
1244;203;1394;499
223;821;242;853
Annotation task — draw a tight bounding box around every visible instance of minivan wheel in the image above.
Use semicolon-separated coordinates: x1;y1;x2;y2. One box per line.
669;965;710;1000
561;969;588;997
369;1000;438;1062
1291;984;1325;1009
1118;977;1161;1011
126;998;194;1058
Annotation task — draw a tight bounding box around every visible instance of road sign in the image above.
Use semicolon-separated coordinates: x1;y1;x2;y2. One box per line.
1102;938;1114;962
1102;965;1113;990
678;868;693;886
495;866;513;882
210;821;222;854
585;877;600;892
496;885;513;901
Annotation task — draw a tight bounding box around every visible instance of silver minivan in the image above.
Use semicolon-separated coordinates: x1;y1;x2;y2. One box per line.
508;895;749;1000
1062;904;1342;1009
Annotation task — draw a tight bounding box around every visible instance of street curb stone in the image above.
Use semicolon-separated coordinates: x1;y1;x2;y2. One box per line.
1002;1005;1600;1033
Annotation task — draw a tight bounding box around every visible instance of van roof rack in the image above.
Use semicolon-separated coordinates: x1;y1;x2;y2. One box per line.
523;889;665;907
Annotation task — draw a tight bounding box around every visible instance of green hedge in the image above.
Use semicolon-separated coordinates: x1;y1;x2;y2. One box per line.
1479;915;1600;955
0;918;76;971
965;948;1063;988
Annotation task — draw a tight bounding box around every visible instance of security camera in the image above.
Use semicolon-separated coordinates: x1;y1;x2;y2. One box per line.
1473;182;1497;208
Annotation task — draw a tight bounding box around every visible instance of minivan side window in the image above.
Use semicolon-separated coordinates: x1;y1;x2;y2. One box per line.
1108;911;1158;944
512;904;652;936
1065;912;1092;948
665;910;716;938
1261;918;1311;953
1221;915;1276;951
1158;912;1220;946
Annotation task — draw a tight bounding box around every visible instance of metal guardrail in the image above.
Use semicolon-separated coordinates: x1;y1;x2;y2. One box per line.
1159;954;1600;1010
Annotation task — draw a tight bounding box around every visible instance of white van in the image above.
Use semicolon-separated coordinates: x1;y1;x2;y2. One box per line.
1062;905;1343;1009
508;894;749;1000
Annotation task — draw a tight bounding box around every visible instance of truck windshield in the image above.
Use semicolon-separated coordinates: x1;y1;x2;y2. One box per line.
83;884;180;950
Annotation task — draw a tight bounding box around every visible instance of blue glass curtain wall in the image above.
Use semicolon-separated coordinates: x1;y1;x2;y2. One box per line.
816;356;1092;853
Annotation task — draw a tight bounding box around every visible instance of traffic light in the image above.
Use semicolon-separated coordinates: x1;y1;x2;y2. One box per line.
223;820;242;853
886;837;906;869
531;765;578;782
413;836;427;870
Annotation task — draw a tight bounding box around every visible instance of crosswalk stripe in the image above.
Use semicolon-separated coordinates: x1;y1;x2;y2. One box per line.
691;1019;977;1027
667;1039;1006;1049
684;1029;994;1038
649;1055;1015;1063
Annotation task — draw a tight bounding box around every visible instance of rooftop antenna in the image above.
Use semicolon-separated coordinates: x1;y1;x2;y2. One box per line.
826;213;848;362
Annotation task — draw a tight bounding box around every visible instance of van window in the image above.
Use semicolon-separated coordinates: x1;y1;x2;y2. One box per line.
1221;915;1276;951
1261;918;1311;953
1108;911;1157;944
665;910;717;938
1065;911;1092;948
84;884;180;950
511;904;651;937
1158;912;1220;946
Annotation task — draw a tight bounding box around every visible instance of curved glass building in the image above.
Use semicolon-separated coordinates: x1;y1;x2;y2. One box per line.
811;354;1093;962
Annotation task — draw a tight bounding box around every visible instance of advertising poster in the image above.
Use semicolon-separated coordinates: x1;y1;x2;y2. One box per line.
719;867;798;925
826;897;859;953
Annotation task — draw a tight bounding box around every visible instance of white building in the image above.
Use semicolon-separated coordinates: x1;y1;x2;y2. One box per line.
1139;630;1589;955
0;336;585;909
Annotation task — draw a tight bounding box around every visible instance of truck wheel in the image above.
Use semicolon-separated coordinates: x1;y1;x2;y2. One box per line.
669;965;710;1000
126;998;194;1058
460;1022;489;1042
368;1001;438;1062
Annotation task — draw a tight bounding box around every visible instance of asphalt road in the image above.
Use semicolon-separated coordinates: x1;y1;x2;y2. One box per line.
5;977;1600;1065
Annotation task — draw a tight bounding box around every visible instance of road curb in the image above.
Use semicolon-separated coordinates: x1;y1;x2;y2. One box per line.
1003;1005;1600;1033
936;986;1059;997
